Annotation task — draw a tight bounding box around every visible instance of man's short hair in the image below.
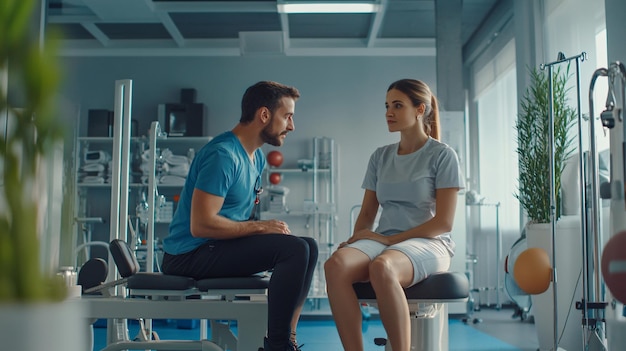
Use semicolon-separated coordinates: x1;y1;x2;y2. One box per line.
240;81;300;123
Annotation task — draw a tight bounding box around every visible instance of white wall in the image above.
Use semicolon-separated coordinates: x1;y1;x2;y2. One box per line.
59;55;437;244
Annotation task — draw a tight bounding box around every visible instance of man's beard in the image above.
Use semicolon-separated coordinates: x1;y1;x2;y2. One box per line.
261;122;284;146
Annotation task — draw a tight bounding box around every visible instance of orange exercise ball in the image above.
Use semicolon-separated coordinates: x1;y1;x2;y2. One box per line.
269;172;282;185
513;247;552;295
601;230;626;304
267;150;283;167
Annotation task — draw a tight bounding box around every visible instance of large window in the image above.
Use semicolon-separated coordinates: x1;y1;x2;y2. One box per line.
465;0;608;307
467;36;520;305
476;67;519;238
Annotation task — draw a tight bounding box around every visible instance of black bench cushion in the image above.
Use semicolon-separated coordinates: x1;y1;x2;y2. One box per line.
353;271;469;300
109;239;140;278
196;275;270;291
108;239;269;292
78;258;108;294
127;272;197;290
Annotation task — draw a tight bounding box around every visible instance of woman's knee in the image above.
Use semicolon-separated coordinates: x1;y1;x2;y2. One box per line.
324;253;347;281
368;256;395;283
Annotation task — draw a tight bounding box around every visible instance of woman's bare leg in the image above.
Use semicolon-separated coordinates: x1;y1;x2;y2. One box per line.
324;248;371;351
369;250;414;351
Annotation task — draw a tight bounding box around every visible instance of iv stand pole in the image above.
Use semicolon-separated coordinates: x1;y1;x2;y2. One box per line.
540;51;586;351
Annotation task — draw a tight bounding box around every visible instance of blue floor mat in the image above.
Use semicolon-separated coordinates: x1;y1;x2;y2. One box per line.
92;318;522;351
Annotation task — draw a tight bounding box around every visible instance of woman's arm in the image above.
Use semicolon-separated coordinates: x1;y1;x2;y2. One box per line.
340;190;381;247
385;187;459;245
352;189;380;234
190;188;290;239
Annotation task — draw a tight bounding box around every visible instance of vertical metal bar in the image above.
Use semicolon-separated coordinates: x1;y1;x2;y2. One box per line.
616;62;626;213
107;79;132;345
584;69;606;343
146;121;159;274
547;63;559;351
495;203;501;309
108;82;123;281
313;137;318;204
541;51;586;349
583;60;603;313
119;80;132;245
109;80;133;246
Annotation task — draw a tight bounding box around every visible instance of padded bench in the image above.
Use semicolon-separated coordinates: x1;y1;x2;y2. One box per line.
80;239;270;351
353;271;469;351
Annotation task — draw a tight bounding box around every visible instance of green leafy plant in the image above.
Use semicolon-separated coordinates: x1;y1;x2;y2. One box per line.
515;66;577;224
0;0;67;302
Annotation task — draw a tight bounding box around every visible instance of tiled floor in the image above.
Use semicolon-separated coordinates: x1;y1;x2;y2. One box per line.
92;303;539;351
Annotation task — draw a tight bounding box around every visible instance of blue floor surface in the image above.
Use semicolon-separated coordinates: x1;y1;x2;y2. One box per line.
92;318;522;351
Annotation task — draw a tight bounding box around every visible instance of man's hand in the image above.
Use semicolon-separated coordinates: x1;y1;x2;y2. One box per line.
259;219;291;234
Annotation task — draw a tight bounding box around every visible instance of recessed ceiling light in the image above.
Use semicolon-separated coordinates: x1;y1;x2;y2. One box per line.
277;2;379;14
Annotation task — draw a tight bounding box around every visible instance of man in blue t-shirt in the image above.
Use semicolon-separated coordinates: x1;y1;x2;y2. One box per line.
162;81;317;351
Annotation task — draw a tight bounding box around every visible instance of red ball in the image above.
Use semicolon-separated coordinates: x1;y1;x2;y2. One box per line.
601;230;626;304
269;172;282;185
267;150;283;167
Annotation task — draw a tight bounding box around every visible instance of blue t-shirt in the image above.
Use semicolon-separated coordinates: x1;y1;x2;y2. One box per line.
362;138;464;252
163;131;266;255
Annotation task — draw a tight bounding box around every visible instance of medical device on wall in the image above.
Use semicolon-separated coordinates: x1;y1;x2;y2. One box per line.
83;150;110;164
157;88;206;137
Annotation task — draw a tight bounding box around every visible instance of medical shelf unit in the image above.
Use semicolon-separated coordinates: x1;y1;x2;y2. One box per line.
73;122;211;271
142;121;213;273
259;137;338;299
466;201;502;310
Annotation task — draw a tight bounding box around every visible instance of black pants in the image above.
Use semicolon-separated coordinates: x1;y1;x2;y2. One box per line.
161;234;318;348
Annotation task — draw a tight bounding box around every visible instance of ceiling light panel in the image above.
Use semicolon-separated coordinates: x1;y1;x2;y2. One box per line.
289;13;371;38
278;2;379;14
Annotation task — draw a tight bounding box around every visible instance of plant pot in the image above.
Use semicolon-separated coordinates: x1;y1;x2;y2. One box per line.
0;299;87;351
525;215;582;351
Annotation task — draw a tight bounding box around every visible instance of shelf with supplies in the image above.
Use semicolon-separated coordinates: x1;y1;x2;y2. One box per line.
258;137;338;299
73;124;212;269
268;168;331;174
76;135;210;187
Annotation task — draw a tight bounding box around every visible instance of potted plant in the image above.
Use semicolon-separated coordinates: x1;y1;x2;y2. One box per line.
515;66;577;224
514;65;580;351
1;1;85;349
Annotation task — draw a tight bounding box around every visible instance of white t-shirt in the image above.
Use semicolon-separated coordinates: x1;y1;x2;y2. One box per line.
362;138;465;252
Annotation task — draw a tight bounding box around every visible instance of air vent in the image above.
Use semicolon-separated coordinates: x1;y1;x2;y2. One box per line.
239;31;284;55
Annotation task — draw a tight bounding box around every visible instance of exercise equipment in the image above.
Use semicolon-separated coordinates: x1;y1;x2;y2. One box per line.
513;247;552;295
81;239;270;351
267;150;283;167
91;92;267;351
601;230;626;305
589;61;626;350
354;272;469;351
269;172;282;185
503;236;531;321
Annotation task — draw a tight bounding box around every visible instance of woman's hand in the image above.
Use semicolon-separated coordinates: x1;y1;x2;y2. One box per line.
346;229;389;245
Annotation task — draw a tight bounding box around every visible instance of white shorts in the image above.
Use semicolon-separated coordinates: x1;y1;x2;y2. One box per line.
346;237;452;286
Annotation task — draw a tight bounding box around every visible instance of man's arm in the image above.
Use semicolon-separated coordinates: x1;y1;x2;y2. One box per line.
189;188;290;239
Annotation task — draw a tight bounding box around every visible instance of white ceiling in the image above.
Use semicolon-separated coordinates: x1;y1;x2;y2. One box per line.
47;0;500;57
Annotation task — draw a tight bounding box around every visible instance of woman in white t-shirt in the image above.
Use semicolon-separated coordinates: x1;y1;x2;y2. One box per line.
324;79;464;351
